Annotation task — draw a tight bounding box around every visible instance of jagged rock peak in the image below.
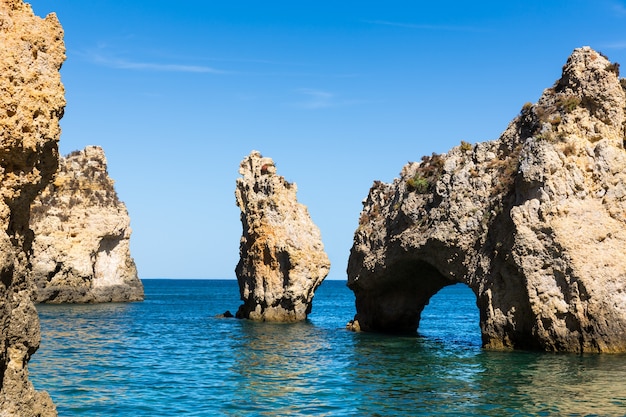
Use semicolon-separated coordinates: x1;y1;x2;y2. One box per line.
347;46;626;353
30;145;144;303
235;150;330;322
0;1;65;415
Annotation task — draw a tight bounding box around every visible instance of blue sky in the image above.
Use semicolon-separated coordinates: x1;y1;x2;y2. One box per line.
28;1;626;279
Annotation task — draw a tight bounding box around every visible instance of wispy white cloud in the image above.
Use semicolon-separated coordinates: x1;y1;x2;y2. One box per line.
598;41;626;49
78;44;361;78
85;50;227;74
363;19;487;32
292;88;371;109
610;1;626;16
108;60;225;73
295;88;335;109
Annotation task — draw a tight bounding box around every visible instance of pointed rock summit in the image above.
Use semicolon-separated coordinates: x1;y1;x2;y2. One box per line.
30;146;144;303
235;151;330;322
348;47;626;353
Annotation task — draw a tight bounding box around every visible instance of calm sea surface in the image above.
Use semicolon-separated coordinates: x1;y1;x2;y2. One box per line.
30;279;626;416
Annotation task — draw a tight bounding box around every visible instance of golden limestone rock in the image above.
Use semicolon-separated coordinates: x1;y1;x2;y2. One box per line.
30;146;144;303
235;151;330;322
0;0;65;415
348;47;626;353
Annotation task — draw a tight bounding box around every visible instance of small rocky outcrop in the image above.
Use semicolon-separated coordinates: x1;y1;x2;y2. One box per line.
0;1;65;415
235;151;330;322
30;146;144;303
348;47;626;353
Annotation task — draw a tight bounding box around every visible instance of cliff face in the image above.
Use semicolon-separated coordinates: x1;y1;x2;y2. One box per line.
30;146;144;303
0;0;65;415
235;151;330;322
348;47;626;353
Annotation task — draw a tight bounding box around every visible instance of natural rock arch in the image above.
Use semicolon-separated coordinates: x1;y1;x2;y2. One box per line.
351;258;458;334
348;47;626;353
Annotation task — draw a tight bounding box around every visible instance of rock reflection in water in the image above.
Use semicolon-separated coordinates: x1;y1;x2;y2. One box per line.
348;332;626;416
478;351;626;415
227;320;354;416
348;333;486;415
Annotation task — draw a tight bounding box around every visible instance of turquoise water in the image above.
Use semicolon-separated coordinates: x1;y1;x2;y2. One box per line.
30;280;626;416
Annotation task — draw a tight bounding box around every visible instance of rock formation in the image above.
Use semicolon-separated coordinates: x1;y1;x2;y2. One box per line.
348;46;626;353
30;146;144;303
0;0;64;415
235;151;330;321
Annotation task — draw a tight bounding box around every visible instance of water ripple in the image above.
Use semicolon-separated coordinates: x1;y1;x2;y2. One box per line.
29;280;626;416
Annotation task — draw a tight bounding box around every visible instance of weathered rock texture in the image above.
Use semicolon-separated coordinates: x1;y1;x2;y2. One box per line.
348;47;626;353
235;151;330;321
0;0;64;415
30;146;144;303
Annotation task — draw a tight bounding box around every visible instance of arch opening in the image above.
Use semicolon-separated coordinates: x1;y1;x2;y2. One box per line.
418;283;482;347
354;259;459;334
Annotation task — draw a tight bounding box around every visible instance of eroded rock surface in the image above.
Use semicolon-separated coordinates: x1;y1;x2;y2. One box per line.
348;47;626;353
235;151;330;321
30;146;144;303
0;0;64;415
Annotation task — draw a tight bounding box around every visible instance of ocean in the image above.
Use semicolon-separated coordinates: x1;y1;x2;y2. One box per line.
30;279;626;416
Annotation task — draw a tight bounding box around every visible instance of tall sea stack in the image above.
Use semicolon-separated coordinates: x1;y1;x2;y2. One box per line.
348;47;626;353
235;151;330;322
0;0;65;415
30;146;144;303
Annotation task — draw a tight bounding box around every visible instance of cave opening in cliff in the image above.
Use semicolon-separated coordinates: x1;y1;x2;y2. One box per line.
418;283;481;347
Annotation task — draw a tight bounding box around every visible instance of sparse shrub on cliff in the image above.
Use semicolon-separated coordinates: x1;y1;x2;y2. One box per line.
406;174;430;193
487;143;522;197
405;153;445;194
521;102;533;113
606;62;620;76
418;153;444;179
550;114;562;126
536;131;556;142
460;141;473;152
534;105;549;123
557;94;581;113
358;204;380;227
